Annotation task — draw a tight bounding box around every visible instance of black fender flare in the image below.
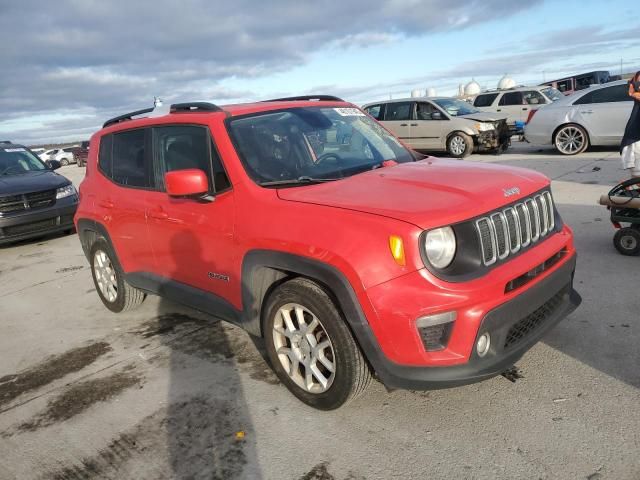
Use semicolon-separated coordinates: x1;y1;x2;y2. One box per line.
76;218;118;263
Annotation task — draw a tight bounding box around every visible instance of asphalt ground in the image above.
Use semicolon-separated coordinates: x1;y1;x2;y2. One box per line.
0;141;638;480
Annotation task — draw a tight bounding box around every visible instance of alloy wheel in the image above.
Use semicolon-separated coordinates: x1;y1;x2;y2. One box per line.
556;126;585;154
272;303;336;393
93;250;118;302
450;135;466;156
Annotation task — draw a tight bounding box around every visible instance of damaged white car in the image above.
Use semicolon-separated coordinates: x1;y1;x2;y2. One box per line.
524;80;633;155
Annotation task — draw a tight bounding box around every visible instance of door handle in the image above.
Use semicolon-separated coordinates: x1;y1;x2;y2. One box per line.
496;109;501;112
99;200;114;209
400;123;408;126
580;110;593;114
522;107;528;111
410;123;418;126
148;208;168;220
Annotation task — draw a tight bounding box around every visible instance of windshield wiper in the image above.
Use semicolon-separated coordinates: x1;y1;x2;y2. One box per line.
259;176;343;187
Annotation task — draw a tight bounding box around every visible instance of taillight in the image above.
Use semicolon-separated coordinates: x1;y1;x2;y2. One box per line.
526;109;538;123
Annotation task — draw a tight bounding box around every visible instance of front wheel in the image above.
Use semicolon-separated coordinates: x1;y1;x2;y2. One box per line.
264;278;372;410
60;158;69;166
90;239;146;312
447;132;472;158
554;124;588;155
613;228;640;256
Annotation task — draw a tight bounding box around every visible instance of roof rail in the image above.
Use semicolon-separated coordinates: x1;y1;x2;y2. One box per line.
103;107;155;128
262;95;345;102
169;102;222;113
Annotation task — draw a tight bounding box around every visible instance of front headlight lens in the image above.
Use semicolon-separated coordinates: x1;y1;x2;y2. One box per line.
424;226;457;269
475;122;495;132
56;184;77;199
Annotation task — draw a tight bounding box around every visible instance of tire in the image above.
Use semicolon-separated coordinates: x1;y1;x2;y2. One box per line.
554;124;588;155
89;239;146;313
613;228;640;256
263;278;372;410
60;158;69;166
447;132;472;158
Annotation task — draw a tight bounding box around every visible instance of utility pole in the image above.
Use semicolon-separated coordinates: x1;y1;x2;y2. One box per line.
621;58;623;76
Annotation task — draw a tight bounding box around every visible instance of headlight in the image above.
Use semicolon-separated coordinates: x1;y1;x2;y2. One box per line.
56;184;77;199
424;226;457;269
475;122;495;132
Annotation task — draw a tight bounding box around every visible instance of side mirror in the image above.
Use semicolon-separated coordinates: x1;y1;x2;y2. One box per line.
431;111;442;120
46;160;62;170
165;169;209;198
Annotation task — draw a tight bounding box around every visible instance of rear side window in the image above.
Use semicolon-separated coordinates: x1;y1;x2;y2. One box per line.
473;93;498;107
498;92;523;106
111;129;151;188
574;84;631;105
153;125;231;193
98;134;113;176
383;102;413;121
365;105;383;120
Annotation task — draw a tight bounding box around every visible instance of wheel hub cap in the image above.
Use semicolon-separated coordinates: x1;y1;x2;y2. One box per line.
272;303;336;394
93;250;118;302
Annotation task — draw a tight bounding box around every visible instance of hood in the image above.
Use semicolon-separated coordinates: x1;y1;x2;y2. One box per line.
459;112;507;122
0;170;69;196
277;159;549;229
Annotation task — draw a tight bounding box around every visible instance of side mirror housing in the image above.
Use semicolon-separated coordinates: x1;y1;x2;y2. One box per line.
431;111;442;120
165;169;209;198
46;160;62;170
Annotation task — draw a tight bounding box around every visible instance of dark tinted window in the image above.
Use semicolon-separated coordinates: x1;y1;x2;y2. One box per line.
153;125;230;193
557;79;573;93
111;129;150;188
98;134;113;176
473;93;498;107
365;105;383;120
498;92;523;106
383;102;413;121
574;84;631;105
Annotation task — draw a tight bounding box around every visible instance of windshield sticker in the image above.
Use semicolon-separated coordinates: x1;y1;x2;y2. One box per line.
334;108;365;117
2;148;26;152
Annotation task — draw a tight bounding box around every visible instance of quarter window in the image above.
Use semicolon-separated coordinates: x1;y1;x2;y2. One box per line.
383;102;413;121
111;129;151;188
473;93;498;107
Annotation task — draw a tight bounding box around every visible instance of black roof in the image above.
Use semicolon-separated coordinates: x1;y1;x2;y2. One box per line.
0;141;29;150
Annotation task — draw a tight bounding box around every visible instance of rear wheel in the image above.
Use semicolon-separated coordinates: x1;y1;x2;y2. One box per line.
447;132;472;158
90;239;146;312
554;124;588;155
264;278;372;410
60;158;69;166
613;228;640;256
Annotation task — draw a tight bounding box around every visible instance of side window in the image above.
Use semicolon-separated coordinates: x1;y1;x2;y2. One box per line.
153;125;231;193
592;85;631;103
365;105;383;120
111;129;150;188
383;102;412;121
573;92;593;105
416;102;442;120
473;93;498;107
499;92;523;106
98;134;113;177
557;79;572;93
523;91;546;105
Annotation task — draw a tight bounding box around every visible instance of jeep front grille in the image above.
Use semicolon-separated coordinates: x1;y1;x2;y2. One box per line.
476;191;555;266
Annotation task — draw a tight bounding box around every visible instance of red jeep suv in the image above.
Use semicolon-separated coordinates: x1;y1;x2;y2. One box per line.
75;96;581;409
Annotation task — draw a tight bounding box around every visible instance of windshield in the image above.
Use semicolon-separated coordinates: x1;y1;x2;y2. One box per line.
432;98;480;117
228;107;414;185
0;147;47;176
541;87;564;102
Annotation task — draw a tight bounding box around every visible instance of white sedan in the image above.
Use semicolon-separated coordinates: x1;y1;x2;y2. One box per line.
524;80;633;155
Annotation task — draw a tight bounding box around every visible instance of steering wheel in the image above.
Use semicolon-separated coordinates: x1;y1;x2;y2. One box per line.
315;153;340;165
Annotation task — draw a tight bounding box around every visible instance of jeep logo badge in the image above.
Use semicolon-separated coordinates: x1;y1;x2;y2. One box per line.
503;187;520;197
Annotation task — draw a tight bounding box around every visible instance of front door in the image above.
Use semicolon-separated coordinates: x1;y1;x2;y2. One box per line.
144;124;237;305
411;101;450;150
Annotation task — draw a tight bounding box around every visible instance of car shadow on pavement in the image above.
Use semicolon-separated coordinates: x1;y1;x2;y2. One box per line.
156;230;263;479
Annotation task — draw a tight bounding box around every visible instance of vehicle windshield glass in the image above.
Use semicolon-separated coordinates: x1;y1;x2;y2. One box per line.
0;147;47;176
432;98;480;116
541;87;564;102
228;106;414;186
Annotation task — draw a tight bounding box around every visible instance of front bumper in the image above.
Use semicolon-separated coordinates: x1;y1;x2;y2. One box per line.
0;197;78;245
366;252;580;390
476;122;511;152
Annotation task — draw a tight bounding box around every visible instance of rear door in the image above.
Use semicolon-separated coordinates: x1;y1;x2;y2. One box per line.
380;102;414;146
94;129;155;273
572;84;633;144
411;101;450;150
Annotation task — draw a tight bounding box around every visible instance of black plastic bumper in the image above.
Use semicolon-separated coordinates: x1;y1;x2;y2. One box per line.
371;254;581;390
0;198;78;245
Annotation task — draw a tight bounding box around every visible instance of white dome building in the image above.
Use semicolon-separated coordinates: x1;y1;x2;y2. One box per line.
426;87;437;97
464;79;481;96
411;89;423;98
497;74;516;90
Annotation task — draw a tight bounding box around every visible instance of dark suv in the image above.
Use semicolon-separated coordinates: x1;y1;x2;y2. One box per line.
0;141;78;245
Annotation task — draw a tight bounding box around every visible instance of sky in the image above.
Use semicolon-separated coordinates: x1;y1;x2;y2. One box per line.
1;0;638;145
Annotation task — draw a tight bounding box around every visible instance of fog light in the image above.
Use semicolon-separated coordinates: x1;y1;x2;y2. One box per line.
476;332;491;357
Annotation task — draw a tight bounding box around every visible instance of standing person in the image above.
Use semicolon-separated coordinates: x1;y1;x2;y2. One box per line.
621;71;640;177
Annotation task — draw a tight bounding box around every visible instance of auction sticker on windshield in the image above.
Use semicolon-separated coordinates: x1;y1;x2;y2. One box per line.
334;108;365;116
2;148;26;152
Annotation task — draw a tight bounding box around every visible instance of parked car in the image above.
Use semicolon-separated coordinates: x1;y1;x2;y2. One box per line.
524;80;633;155
0;141;78;245
472;86;564;127
541;70;611;96
76;141;90;167
76;97;580;409
362;97;510;158
39;148;76;166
